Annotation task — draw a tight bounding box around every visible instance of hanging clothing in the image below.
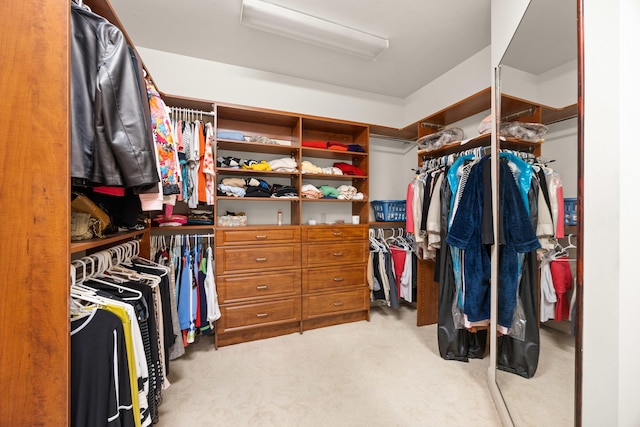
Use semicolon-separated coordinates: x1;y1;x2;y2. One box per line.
70;4;159;190
539;253;557;322
146;79;182;198
446;157;540;328
550;256;572;321
202;123;216;204
71;309;136;427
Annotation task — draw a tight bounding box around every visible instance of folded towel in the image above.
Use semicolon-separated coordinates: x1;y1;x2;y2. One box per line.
302;140;328;149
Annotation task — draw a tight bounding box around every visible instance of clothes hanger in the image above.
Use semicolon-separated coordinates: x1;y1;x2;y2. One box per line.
553;240;569;259
78;250;145;299
70;291;105;307
70;296;93;319
566;234;577;249
368;229;385;252
84;275;144;301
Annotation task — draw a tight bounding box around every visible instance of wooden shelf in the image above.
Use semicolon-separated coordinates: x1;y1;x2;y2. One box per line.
369;221;406;227
301;147;368;160
217;168;299;177
301;173;367;181
71;228;147;254
151;225;214;235
217;103;301;128
370;88;578;142
217;139;297;155
216;196;301;202
418;134;542;159
301;198;368;203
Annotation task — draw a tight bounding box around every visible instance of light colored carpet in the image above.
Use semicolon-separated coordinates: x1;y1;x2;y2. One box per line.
496;324;575;427
156;306;572;426
157;305;574;427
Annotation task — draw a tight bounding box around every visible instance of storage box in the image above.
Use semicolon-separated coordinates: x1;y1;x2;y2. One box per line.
371;200;406;222
564;198;577;226
217;215;247;227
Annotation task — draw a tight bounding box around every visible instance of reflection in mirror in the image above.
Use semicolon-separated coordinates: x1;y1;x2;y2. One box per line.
496;0;578;426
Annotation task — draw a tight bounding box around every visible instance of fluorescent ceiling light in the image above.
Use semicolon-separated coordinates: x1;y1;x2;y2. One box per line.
240;0;389;60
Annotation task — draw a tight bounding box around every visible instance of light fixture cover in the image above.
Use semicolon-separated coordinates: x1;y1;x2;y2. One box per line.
240;0;389;60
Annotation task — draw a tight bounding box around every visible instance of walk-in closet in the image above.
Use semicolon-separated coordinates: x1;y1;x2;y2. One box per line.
2;0;640;426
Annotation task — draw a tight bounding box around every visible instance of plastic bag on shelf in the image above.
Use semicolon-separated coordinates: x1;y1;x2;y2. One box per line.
478;114;492;135
416;127;464;152
500;121;548;142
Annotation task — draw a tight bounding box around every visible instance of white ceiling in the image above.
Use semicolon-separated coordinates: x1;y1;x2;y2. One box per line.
108;0;576;99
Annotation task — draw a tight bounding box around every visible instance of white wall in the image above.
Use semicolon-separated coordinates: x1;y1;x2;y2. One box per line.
500;65;539;101
491;0;531;67
501;59;577;108
538;60;578;108
138;47;405;128
368;137;415;202
583;0;640;425
402;47;491;127
541;118;578;198
138;46;491;131
617;1;640;423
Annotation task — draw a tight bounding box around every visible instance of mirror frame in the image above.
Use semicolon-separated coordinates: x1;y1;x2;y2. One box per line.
575;0;584;423
489;0;584;425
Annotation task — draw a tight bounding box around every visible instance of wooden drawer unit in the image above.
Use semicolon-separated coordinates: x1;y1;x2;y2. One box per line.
218;270;301;303
300;225;369;331
218;297;301;332
301;241;367;267
302;265;367;293
216;243;301;275
303;288;369;319
301;224;368;242
217;225;300;246
214;226;303;346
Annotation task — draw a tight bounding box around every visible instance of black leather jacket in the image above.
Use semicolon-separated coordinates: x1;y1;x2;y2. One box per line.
71;4;159;189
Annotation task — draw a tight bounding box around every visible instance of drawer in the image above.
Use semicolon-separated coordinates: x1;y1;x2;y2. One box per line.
216;226;300;245
219;297;301;332
302;288;369;319
301;241;367;267
301;224;367;242
302;265;367;293
216;243;301;274
218;270;301;303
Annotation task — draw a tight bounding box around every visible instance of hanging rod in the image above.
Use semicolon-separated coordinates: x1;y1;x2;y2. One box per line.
420;122;445;131
169;106;215;117
502;107;537;122
369;133;416;144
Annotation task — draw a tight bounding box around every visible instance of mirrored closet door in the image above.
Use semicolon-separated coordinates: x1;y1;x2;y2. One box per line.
493;0;581;426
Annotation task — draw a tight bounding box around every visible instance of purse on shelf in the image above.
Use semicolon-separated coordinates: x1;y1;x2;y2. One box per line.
70;210;99;240
71;192;110;237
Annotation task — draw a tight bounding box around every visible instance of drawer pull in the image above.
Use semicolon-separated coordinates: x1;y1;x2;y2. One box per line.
333;301;345;307
332;231;343;236
256;313;269;318
255;235;268;240
333;277;344;282
256;285;269;290
255;257;268;262
332;252;343;257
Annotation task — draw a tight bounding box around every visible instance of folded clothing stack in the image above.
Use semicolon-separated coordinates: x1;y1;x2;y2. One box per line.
333;162;365;176
301;183;323;199
302;140;365;153
268;157;297;172
271;184;298;198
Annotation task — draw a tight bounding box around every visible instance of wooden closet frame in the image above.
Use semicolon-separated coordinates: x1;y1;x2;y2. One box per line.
0;1;71;424
0;1;578;424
